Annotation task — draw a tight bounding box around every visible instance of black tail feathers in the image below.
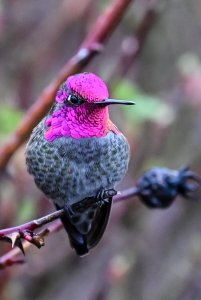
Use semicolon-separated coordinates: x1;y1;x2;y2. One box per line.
55;197;112;256
55;205;89;256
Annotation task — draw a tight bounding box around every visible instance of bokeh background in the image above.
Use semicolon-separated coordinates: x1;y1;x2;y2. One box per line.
0;0;201;299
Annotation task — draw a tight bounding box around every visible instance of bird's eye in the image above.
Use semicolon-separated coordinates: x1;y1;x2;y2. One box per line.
67;94;84;106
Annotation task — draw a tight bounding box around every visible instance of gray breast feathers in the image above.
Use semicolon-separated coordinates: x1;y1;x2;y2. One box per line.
26;123;129;206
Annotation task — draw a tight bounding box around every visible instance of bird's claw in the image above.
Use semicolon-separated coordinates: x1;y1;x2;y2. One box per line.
96;188;117;207
70;188;117;212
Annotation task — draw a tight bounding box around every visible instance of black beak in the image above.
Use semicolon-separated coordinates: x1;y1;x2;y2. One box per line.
94;99;136;106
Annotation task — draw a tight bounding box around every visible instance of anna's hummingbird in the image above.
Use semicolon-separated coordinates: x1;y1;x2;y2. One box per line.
26;72;134;256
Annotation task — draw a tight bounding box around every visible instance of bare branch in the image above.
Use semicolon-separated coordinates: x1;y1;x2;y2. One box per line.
0;220;62;269
0;209;64;238
0;186;139;240
109;0;160;83
0;185;138;269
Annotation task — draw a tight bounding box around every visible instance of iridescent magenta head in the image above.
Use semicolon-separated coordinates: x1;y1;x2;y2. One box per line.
45;73;135;141
55;72;135;106
56;73;109;104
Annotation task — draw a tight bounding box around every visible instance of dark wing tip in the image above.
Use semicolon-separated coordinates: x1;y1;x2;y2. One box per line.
55;204;89;256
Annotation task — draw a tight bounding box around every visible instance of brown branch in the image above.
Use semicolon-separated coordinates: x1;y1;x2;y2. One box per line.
0;186;138;269
0;0;133;171
0;187;138;239
0;220;62;269
110;0;159;82
120;2;158;75
0;209;64;238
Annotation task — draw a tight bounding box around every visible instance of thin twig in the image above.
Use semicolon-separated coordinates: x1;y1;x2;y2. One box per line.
0;220;62;269
110;0;159;82
120;3;158;75
0;0;133;171
0;210;64;237
0;186;138;238
0;186;138;269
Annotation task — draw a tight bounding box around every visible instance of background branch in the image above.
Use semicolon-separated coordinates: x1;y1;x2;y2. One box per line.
110;0;159;81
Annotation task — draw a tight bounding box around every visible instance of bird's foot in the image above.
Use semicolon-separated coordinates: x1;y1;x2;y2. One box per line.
69;188;117;213
96;188;117;207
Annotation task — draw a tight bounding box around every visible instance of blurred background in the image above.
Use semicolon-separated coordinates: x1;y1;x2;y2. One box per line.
0;0;201;299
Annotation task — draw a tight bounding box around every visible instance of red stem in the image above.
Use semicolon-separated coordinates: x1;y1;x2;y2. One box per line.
0;186;138;269
0;220;62;269
0;210;64;237
0;187;138;238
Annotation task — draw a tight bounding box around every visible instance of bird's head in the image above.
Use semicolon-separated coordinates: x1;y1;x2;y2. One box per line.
45;73;135;141
55;72;134;107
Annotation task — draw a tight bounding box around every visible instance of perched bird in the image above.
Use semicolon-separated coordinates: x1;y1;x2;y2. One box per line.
26;72;134;256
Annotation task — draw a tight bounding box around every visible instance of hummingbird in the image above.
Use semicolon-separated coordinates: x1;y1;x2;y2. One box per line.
26;72;134;256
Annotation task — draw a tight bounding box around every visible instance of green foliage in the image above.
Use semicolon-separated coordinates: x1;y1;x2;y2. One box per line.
0;104;23;140
113;80;174;126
